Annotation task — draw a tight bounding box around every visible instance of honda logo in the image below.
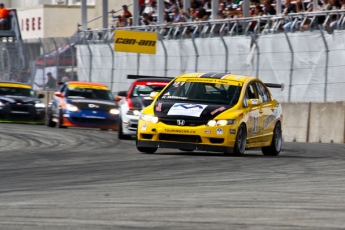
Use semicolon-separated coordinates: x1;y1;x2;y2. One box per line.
177;120;185;126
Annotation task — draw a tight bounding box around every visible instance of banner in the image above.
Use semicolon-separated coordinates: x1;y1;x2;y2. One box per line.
114;30;157;55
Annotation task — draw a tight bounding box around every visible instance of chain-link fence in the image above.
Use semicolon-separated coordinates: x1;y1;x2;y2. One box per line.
1;11;345;102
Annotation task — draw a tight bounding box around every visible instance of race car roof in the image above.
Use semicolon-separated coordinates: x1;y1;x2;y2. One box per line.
0;81;32;89
135;78;172;82
175;72;254;83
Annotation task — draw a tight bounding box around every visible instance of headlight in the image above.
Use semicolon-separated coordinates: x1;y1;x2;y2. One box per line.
66;104;78;112
126;109;140;116
139;113;159;124
110;108;120;115
207;119;236;126
0;101;4;106
34;102;45;108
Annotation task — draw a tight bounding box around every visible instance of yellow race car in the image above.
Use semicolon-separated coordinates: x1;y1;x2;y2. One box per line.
136;72;284;156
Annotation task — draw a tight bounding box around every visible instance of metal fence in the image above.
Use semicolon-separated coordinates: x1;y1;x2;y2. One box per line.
1;10;345;102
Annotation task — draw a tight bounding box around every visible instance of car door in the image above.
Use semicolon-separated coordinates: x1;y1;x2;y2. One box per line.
243;82;263;146
255;81;275;143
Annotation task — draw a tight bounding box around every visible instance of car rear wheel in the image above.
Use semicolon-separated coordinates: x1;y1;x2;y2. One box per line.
262;122;282;156
118;117;131;140
225;123;246;156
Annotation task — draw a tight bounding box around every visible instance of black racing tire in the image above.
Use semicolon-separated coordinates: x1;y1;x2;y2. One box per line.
137;146;157;154
46;111;56;127
118;117;131;140
262;122;282;156
225;123;247;156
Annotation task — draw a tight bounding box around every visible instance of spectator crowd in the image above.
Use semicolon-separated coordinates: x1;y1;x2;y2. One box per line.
112;0;345;33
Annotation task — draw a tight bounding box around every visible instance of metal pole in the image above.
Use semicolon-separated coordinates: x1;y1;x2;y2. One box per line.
159;36;168;77
137;53;140;76
133;0;139;26
157;0;164;25
284;31;294;102
39;38;47;89
102;0;108;28
242;0;250;18
81;0;87;30
183;0;190;14
313;0;318;12
51;38;59;78
24;40;34;86
276;0;282;15
66;38;75;79
318;25;329;102
86;43;92;82
107;43;115;91
249;33;260;78
219;33;228;73
211;0;219;20
191;36;199;72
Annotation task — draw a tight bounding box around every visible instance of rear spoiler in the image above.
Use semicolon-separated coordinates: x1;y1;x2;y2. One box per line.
265;83;285;91
127;74;173;79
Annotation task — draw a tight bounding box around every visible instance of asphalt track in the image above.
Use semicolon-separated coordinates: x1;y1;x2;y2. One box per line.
0;123;345;230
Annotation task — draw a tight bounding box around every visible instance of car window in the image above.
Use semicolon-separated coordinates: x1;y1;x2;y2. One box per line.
66;88;114;100
255;82;271;103
0;87;35;97
243;83;257;107
159;81;242;105
131;85;166;97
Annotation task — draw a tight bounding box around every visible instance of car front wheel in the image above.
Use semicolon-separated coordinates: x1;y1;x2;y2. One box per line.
225;123;246;156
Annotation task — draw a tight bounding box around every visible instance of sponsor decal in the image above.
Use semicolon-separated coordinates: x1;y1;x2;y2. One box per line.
161;95;188;100
71;99;115;105
114;30;157;54
211;106;226;115
142;124;147;131
156;103;162;112
184;78;229;84
205;130;211;134
216;128;223;135
167;103;208;117
92;111;97;114
262;106;280;130
230;129;236;134
88;104;99;108
164;129;196;134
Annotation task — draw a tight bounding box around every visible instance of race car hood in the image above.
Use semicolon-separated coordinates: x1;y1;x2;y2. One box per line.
67;99;118;110
153;100;231;120
0;95;42;104
130;96;154;110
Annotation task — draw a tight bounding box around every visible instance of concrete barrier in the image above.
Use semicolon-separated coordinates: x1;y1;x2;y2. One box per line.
308;102;345;143
281;102;310;143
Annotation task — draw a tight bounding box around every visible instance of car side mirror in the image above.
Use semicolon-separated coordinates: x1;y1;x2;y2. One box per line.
38;93;45;99
150;91;158;100
115;95;122;102
54;92;63;98
117;91;127;97
248;98;261;106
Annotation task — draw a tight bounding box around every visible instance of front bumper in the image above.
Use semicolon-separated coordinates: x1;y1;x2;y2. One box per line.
0;105;45;121
137;120;238;153
61;109;118;129
121;114;139;135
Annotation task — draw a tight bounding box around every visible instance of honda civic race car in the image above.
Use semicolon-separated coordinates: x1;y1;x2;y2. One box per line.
136;72;284;156
116;77;172;139
0;82;45;122
46;81;119;129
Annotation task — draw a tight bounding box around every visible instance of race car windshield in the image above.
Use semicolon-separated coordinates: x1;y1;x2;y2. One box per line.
131;85;166;97
66;88;114;100
0;87;35;97
159;81;242;105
